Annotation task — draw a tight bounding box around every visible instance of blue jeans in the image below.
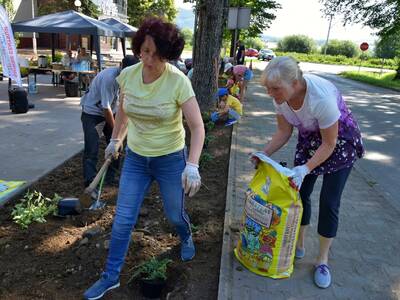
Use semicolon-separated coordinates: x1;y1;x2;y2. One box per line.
81;112;119;186
105;147;191;278
299;166;352;238
211;109;241;123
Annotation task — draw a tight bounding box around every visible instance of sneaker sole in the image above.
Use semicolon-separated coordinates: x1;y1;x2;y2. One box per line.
314;280;331;289
181;255;194;261
295;248;305;259
85;282;120;300
181;253;195;262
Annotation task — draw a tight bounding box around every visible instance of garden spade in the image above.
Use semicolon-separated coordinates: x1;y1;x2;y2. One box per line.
79;127;128;208
79;156;113;208
88;169;107;210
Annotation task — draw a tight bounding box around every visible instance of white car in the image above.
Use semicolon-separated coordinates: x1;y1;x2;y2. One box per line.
258;49;276;61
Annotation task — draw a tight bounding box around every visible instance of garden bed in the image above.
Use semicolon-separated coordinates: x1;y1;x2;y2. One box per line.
0;124;232;300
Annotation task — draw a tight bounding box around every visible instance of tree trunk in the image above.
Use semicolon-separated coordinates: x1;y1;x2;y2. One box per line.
192;0;228;111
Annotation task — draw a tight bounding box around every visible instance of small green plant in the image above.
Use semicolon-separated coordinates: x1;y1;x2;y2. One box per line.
190;223;200;233
200;151;214;168
205;121;215;132
54;51;63;63
11;190;61;229
201;111;211;123
204;134;215;147
128;257;172;282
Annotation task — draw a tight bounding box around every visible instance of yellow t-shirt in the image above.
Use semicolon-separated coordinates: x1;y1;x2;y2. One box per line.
227;95;243;115
229;82;240;98
116;62;195;157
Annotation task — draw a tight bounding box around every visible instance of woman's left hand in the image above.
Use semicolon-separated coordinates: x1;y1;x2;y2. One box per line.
181;162;201;197
289;165;310;190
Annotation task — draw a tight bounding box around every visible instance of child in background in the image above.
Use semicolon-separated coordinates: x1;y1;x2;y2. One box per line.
226;78;242;99
211;87;243;126
224;63;253;102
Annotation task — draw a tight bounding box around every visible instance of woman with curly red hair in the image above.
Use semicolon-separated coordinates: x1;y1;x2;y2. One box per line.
84;17;205;300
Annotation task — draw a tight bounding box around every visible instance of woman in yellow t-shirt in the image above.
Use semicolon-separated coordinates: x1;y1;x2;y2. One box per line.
84;17;205;300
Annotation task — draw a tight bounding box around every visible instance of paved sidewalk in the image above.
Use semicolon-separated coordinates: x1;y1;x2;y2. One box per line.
218;68;400;299
0;75;83;204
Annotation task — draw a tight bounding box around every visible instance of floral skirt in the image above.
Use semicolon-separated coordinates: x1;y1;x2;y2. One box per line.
294;120;364;175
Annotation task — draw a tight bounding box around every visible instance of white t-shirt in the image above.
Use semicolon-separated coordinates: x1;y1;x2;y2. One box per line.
273;74;340;131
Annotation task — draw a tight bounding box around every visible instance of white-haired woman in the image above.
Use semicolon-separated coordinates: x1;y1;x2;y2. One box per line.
259;56;364;288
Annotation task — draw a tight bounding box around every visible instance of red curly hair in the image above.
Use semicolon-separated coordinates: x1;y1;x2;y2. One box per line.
132;17;185;60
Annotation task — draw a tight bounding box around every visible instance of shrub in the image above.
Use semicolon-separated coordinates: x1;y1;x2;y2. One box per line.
54;51;63;62
321;39;359;58
243;36;265;50
277;35;316;54
275;51;398;69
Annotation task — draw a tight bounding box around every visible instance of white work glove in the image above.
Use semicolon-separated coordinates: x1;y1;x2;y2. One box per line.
289;165;310;190
181;162;201;197
105;138;120;159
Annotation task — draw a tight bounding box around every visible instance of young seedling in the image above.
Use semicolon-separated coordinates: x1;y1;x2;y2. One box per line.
11;190;61;229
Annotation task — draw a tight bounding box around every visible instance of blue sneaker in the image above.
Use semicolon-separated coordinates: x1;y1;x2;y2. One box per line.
314;264;331;288
295;247;305;259
181;235;195;261
224;119;238;126
84;272;120;300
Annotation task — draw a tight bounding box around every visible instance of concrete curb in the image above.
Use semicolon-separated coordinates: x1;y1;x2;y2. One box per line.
217;123;238;300
0;148;83;207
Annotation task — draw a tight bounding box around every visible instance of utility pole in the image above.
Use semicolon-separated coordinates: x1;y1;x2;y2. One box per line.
323;14;333;55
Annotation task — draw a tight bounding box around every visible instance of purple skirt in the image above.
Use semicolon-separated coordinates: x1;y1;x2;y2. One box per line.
294;113;364;175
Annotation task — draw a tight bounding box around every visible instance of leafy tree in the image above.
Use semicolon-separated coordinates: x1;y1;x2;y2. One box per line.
277;35;316;54
320;0;400;79
37;0;100;18
321;39;359;58
320;0;400;37
1;0;15;18
243;36;265;50
181;28;193;47
375;33;400;59
229;0;281;37
127;0;177;27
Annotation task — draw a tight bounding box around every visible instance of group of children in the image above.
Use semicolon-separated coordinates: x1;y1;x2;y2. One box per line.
211;60;253;126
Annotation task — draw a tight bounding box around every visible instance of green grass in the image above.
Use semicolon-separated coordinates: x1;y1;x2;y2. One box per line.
275;51;398;70
340;71;400;91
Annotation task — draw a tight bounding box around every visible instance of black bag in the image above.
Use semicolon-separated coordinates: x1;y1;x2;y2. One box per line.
9;87;29;114
65;81;79;97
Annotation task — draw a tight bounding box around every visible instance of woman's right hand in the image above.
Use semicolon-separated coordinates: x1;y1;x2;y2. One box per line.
105;138;120;159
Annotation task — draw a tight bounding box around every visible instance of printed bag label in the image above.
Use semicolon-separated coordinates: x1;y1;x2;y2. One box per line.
245;196;273;228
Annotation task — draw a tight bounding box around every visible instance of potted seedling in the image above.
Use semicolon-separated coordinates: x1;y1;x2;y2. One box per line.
128;257;172;299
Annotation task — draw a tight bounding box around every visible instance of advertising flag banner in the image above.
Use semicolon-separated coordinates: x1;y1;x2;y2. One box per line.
0;5;22;86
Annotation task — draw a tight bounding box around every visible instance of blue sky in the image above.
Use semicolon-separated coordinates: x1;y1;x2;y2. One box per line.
175;0;377;44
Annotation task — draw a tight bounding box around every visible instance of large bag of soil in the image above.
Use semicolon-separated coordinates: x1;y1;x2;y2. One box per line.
234;152;303;278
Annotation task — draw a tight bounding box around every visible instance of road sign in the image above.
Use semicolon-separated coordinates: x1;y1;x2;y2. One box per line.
360;42;369;51
227;7;251;29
